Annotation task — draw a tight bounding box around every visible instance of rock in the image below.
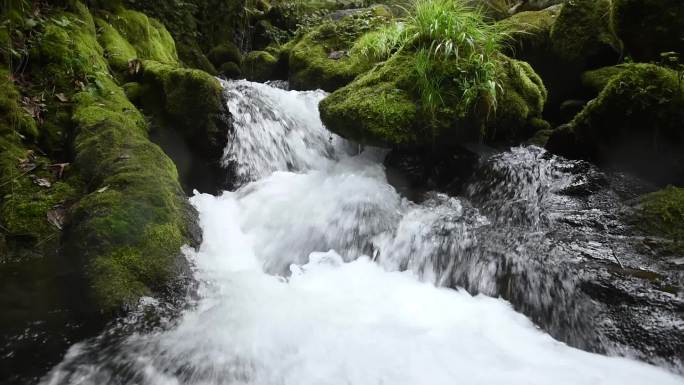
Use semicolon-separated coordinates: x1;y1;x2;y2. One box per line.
558;99;587;122
385;146;480;200
207;42;242;69
580;65;632;95
319;54;547;148
14;4;202;315
328;50;347;60
515;0;568;12
611;0;684;62
139;61;231;194
220;61;242;79
546;64;684;185
500;0;622;122
243;50;282;82
122;0;247;73
287;9;387;91
635;186;684;254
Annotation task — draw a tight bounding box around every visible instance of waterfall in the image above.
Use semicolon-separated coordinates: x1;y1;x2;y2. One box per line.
41;81;683;385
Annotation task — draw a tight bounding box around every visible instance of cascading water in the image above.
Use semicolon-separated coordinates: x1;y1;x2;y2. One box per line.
41;80;683;384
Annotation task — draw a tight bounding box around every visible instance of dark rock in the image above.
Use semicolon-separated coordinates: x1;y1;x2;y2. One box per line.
559;99;587;122
385;146;480;201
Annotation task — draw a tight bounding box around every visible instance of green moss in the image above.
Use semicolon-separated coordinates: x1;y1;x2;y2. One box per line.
105;9;179;66
21;4;198;312
208;42;242;68
121;0;246;71
611;0;684;62
0;70;38;140
95;18;138;71
243;50;279;82
499;6;560;52
549;0;621;64
288;11;387;91
581;64;631;94
138;60;229;190
0;68;80;260
219;62;242;79
319;53;547;147
68;76;195;310
320;53;420;146
547;64;684;184
488;58;548;140
637;186;684;253
122;81;142;104
140;60;224;140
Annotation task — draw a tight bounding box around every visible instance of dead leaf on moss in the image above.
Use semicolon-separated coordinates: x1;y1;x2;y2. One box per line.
47;205;66;230
30;175;52;188
55;93;69;102
97;185;109;193
48;163;69;179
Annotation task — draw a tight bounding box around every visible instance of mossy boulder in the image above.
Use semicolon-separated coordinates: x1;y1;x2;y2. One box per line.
220;62;243;79
549;0;621;65
320;54;547;147
580;64;631;94
96;9;179;72
208;42;242;69
24;5;200;312
636;186;684;254
546;64;684;185
121;0;247;73
319;53;419;146
500;1;621;122
288;10;388;91
611;0;684;62
139;61;230;193
243;50;280;82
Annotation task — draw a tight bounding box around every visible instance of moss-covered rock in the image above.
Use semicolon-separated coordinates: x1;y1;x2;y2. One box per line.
208;42;242;69
580;64;631;94
488;58;548;140
500;1;621;122
611;0;684;62
500;5;561;48
319;53;419;146
121;0;246;72
220;62;243;79
96;9;179;72
243;50;280;82
549;0;621;65
546;64;684;185
288;10;388;91
139;61;230;193
636;186;684;254
320;54;547;147
24;5;199;312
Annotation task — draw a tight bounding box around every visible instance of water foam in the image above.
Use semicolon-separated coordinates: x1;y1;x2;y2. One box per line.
41;80;683;385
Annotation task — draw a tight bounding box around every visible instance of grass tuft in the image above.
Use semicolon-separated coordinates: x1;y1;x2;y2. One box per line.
351;0;507;128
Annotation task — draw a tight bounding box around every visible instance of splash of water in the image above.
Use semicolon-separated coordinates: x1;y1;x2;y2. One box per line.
41;81;683;384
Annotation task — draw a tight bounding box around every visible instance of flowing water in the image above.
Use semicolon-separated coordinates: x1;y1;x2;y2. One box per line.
41;81;683;384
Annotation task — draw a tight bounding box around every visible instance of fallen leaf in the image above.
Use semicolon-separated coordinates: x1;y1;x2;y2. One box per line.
31;176;52;188
47;205;66;230
18;161;37;173
97;185;109;193
55;93;69;102
48;163;70;178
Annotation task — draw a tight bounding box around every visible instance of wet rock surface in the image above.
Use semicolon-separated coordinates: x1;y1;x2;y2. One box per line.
387;145;683;371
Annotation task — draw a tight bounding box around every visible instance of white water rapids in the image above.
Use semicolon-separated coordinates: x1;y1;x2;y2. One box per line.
42;81;683;385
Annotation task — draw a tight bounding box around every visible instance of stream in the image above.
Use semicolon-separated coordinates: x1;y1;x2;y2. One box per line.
40;80;683;384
